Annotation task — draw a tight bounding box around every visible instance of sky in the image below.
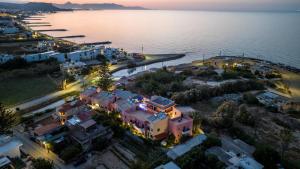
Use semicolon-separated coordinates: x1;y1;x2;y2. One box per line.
5;0;300;11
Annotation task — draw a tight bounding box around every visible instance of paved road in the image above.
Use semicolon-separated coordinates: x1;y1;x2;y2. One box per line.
11;81;82;112
14;128;74;169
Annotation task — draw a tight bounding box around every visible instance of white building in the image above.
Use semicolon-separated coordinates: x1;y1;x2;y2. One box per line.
37;40;55;52
0;27;19;34
228;155;264;169
103;47;127;61
60;61;87;75
67;46;101;62
0;156;12;168
155;161;181;169
0;54;14;64
0;135;23;158
22;51;57;62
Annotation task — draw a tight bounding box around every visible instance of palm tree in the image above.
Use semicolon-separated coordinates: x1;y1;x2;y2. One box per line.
279;128;293;160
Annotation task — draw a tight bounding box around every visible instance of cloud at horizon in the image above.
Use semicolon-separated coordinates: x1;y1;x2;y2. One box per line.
3;0;300;11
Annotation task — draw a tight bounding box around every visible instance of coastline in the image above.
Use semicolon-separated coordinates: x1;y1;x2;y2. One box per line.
110;53;185;73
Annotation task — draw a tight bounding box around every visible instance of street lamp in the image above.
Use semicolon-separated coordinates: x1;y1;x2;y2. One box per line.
43;141;50;153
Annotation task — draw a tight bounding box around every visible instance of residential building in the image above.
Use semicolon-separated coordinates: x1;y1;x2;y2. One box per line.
60;61;87;75
0;54;14;64
0;26;19;34
68;119;112;148
167;134;207;160
37;40;55;52
0;156;12;169
250;64;274;76
0;135;23;158
155;161;181;169
57;100;112;148
228;155;264;169
22;51;58;62
256;91;287;111
67;46;101;62
103;47;127;61
86;89;193;141
206;138;263;169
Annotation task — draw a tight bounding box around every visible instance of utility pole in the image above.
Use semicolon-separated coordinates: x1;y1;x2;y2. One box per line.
202;54;205;65
142;44;144;54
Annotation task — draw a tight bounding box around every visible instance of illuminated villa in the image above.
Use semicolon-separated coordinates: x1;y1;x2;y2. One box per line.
80;87;193;142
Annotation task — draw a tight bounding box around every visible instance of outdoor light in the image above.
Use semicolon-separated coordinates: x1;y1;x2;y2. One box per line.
139;103;147;111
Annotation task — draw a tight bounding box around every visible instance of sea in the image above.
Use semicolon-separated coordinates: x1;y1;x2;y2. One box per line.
31;10;300;76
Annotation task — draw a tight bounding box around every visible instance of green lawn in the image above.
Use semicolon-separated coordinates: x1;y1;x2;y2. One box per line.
0;76;58;106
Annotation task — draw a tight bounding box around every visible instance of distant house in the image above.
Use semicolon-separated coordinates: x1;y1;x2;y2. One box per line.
103;47;127;61
0;26;19;34
67;46;101;62
167;134;207;160
0;156;12;169
155;161;181;169
0;54;14;64
228;155;264;169
250;64;274;76
22;51;58;62
256;91;287;110
0;135;23;158
37;40;55;52
206;138;263;169
60;61;87;75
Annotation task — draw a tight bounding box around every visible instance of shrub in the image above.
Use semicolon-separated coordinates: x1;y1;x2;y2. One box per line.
32;158;53;169
92;137;110;151
0;57;29;70
253;144;280;169
243;93;259;105
134;69;186;96
60;145;82;162
202;133;222;150
172;80;264;104
228;127;255;145
235;105;255;126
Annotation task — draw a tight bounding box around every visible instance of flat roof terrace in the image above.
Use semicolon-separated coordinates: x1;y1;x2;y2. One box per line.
147;96;175;109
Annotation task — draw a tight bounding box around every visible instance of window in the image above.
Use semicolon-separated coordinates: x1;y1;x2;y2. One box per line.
157;128;160;132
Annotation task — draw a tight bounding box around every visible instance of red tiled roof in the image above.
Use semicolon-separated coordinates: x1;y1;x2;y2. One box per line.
58;100;85;112
34;122;61;136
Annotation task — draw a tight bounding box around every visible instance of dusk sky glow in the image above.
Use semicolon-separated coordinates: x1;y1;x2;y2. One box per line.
5;0;300;10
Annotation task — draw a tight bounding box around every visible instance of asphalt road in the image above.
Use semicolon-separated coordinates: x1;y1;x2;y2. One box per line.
13;129;75;169
11;81;82;112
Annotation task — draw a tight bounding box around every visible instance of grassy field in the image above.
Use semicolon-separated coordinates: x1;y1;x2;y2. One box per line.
0;76;58;106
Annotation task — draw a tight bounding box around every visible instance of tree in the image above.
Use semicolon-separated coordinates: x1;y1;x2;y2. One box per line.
191;112;202;133
97;61;113;91
0;103;16;134
32;158;53;169
243;93;259;105
60;145;82;162
202;133;221;150
253;145;280;169
235;104;255;126
213;101;236;128
92;137;109;151
130;159;149;169
279;128;293;160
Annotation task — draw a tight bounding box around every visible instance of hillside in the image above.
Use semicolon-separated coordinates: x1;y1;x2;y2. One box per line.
54;2;147;10
0;2;66;11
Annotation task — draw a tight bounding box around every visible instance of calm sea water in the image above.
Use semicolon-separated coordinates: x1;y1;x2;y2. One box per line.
33;10;300;73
